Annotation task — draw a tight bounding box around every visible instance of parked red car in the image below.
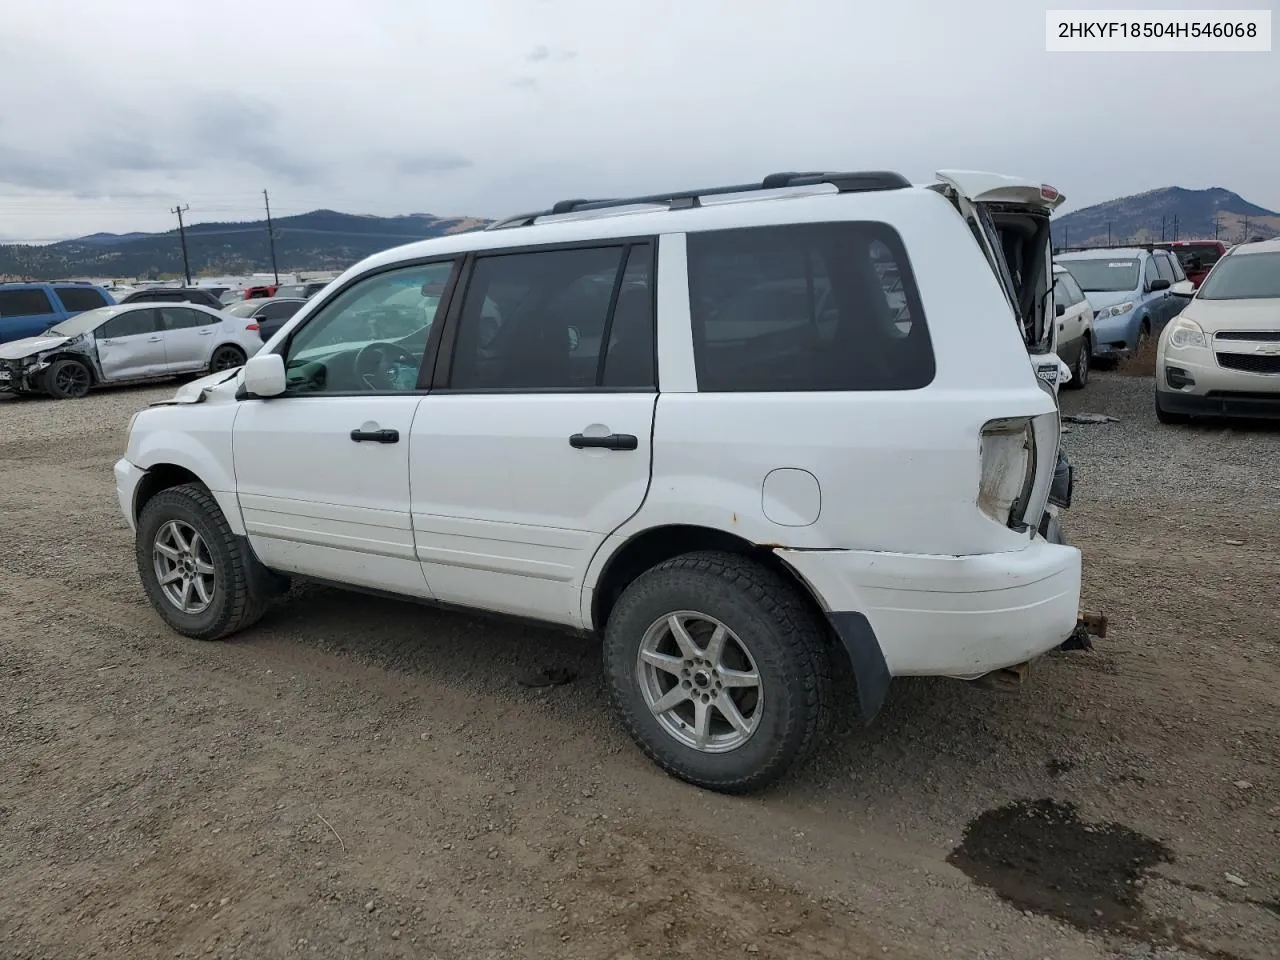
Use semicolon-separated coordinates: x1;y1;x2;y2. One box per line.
242;284;278;300
1152;240;1226;288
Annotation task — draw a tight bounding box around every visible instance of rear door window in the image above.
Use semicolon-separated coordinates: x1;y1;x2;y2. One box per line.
1154;253;1177;283
0;288;55;317
686;221;933;392
55;287;107;312
159;307;216;329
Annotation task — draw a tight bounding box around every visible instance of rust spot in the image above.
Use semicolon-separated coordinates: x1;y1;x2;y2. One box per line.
731;512;737;524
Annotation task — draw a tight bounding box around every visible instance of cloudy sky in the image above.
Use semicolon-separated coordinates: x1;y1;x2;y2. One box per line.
1;0;1276;240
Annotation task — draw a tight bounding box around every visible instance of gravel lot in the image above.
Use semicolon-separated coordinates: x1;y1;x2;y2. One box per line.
1;374;1277;960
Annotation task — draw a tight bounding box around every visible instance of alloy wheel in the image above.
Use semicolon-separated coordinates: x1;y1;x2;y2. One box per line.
636;611;763;753
152;520;216;614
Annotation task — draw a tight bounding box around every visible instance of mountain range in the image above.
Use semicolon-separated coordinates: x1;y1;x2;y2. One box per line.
1052;186;1279;248
0;210;490;280
2;185;1277;280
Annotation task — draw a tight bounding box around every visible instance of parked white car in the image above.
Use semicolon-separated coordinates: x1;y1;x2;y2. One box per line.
1155;236;1280;423
0;303;262;399
114;169;1083;791
1051;264;1094;389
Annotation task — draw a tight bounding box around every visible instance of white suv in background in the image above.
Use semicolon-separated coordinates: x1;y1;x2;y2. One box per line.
1155;236;1280;423
115;169;1083;792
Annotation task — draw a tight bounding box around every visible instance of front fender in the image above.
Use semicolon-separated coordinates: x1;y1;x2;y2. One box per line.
125;404;244;534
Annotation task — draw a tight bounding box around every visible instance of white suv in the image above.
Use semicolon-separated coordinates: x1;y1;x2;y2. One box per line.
115;169;1083;792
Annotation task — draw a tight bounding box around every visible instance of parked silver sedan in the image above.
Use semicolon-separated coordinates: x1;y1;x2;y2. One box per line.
0;303;262;399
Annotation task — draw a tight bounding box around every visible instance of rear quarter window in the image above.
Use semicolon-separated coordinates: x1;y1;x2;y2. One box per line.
0;288;55;317
55;287;108;312
686;221;934;392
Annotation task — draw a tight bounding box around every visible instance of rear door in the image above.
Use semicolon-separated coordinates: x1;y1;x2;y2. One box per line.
0;287;60;343
95;308;166;380
411;241;658;627
158;306;221;371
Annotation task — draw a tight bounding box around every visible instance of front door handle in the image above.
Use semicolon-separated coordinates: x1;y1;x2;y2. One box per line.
569;433;638;451
199;329;214;335
350;428;399;443
147;336;163;342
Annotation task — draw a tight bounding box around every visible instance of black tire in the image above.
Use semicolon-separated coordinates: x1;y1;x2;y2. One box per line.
1065;337;1090;390
1154;393;1190;425
1040;512;1066;545
135;483;273;640
209;345;247;373
44;358;92;399
603;551;833;794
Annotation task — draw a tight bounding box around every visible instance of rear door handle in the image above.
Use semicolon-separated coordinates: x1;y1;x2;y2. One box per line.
147;336;163;342
569;433;638;451
199;329;214;335
350;428;399;443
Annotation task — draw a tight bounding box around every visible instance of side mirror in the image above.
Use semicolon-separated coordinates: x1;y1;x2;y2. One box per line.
1148;278;1171;292
1055;303;1066;318
1170;279;1196;298
242;353;286;398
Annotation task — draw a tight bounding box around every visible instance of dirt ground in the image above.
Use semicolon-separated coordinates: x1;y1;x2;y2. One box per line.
1;373;1277;960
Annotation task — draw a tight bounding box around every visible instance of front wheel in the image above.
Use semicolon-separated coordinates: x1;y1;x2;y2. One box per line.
136;483;272;640
603;551;833;794
209;345;247;373
1065;338;1090;390
45;358;92;399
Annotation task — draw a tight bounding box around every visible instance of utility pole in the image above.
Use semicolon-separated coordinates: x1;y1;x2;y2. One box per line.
263;188;280;285
1161;215;1166;241
1173;214;1179;240
1213;213;1222;239
1242;216;1250;243
171;204;192;285
1106;221;1112;246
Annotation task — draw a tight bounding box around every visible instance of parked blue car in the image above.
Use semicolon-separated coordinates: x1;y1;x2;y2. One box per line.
1056;247;1189;360
0;282;118;344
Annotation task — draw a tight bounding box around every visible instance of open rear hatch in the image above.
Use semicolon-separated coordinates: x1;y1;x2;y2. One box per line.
931;170;1065;361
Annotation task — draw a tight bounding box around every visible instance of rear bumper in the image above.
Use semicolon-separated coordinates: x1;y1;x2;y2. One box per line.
777;539;1082;679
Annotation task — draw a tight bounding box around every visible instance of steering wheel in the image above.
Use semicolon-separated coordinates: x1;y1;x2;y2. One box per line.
354;342;418;390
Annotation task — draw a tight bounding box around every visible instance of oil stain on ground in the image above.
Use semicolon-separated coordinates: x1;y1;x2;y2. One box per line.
947;798;1174;935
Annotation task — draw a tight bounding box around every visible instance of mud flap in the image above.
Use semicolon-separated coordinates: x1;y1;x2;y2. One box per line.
825;611;892;724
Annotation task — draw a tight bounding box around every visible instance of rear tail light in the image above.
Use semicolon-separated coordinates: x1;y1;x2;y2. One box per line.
978;417;1037;531
245;323;259;331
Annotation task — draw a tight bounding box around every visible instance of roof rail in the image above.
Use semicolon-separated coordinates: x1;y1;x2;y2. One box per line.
485;170;911;231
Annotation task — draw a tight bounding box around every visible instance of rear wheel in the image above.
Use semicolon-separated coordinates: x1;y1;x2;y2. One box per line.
45;358;92;399
603;551;832;794
209;345;246;373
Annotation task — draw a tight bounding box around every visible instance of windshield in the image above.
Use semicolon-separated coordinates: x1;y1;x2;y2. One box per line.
1196;252;1280;301
46;306;117;337
1060;258;1139;293
274;284;307;299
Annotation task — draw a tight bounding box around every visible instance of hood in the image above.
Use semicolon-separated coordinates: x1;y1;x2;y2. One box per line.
1080;289;1136;311
1180;297;1280;333
0;334;71;360
154;368;244;406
